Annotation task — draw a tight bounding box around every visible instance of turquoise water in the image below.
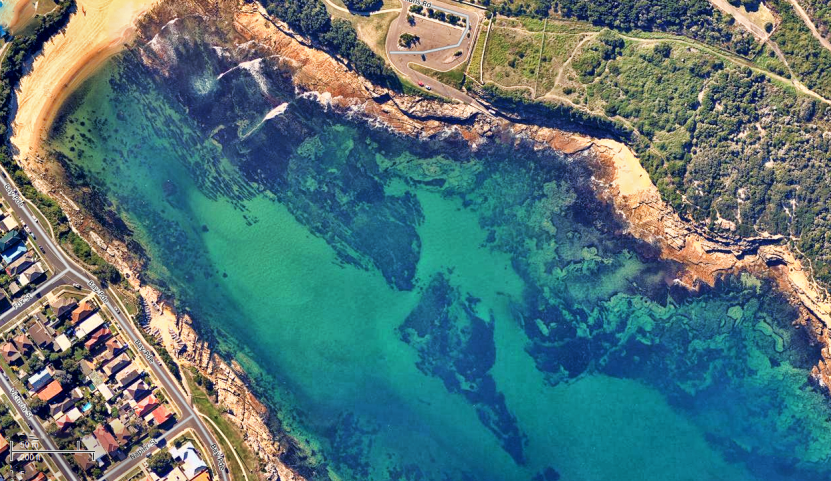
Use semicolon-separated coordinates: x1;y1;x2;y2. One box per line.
46;17;831;480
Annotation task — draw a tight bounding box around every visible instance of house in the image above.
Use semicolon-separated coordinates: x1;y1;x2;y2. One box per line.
75;312;105;338
12;333;33;356
101;352;131;377
84;326;111;350
164;467;189;481
0;229;19;252
93;424;120;457
97;383;115;402
1;215;19;233
49;389;82;417
28;368;53;392
147;405;173;426
134;394;159;417
104;337;124;356
108;419;132;446
53;334;72;352
53;406;82;431
70;301;95;325
0;432;7;455
49;294;78;319
79;359;95;377
36;380;63;403
18;263;45;287
80;435;107;465
1;342;20;364
73;452;94;472
190;471;211;481
169;442;208;479
5;253;33;276
31;473;47;481
88;371;105;389
27;322;54;349
124;381;151;401
115;368;141;388
1;242;27;265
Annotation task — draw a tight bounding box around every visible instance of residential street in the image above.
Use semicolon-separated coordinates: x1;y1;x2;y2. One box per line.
0;167;230;481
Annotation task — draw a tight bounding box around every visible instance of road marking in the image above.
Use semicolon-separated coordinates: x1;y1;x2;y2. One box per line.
389;3;470;55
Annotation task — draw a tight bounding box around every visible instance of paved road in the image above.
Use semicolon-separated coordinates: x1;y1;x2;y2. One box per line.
0;371;79;480
384;0;490;111
97;415;199;481
0;168;230;481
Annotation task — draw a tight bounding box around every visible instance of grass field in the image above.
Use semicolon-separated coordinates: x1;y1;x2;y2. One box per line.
325;2;399;56
482;26;542;88
186;369;260;481
412;61;468;89
466;18;489;83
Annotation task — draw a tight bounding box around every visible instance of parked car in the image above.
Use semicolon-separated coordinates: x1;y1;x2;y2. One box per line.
418;80;424;87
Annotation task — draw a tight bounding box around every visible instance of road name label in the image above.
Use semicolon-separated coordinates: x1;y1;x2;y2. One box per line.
210;443;227;472
86;280;112;307
3;183;24;208
405;0;432;7
130;438;158;459
11;293;34;310
135;342;157;365
7;383;34;420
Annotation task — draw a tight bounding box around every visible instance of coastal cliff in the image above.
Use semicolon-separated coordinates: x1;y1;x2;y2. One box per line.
9;0;831;478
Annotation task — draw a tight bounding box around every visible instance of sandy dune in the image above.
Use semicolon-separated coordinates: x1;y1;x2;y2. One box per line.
11;0;159;160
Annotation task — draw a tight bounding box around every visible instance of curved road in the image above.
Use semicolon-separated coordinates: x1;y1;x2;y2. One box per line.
383;0;490;111
0;166;230;481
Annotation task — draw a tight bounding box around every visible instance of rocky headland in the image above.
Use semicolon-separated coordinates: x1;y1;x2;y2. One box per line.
9;0;831;479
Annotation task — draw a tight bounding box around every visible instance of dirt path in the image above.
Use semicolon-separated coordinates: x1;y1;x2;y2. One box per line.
322;0;400;16
786;0;831;53
550;32;594;93
10;0;161;161
708;0;774;42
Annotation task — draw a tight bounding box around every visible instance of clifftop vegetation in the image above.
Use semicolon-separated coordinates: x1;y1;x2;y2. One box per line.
258;0;399;88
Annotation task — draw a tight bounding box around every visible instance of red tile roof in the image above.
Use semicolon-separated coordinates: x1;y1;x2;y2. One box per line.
149;405;172;425
0;432;7;454
36;380;63;402
1;342;20;363
71;301;95;325
93;424;119;455
84;326;111;349
135;394;159;417
55;413;73;431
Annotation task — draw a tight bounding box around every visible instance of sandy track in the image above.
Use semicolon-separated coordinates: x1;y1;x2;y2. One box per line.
10;0;160;160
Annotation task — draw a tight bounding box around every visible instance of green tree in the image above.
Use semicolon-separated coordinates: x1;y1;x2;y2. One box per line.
148;450;174;475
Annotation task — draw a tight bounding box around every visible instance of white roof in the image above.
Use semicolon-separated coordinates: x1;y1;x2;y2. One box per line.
75;312;105;338
97;383;115;401
54;334;72;352
1;216;18;232
170;442;208;478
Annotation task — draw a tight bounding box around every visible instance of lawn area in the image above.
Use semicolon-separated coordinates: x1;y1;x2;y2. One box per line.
412;61;468;89
467;18;489;83
483;26;542;87
185;369;260;481
325;3;399;56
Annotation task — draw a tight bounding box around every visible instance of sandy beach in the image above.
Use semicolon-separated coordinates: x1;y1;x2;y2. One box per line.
10;0;159;160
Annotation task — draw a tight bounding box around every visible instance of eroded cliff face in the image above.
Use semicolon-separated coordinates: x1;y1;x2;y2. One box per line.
14;0;831;478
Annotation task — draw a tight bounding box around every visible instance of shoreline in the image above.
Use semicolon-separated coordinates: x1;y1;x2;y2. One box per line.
7;0;34;34
10;0;160;161
9;0;831;478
